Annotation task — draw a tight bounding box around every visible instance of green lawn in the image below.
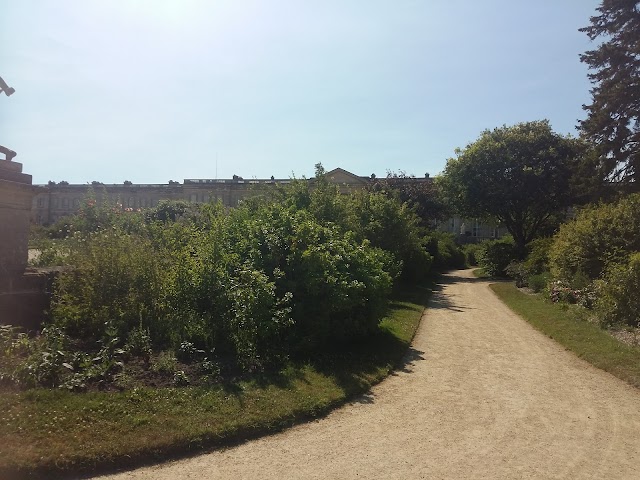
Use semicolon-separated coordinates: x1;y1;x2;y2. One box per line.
490;283;640;389
0;282;430;479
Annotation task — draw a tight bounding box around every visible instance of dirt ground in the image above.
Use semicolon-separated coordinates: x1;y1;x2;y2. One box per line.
97;270;640;479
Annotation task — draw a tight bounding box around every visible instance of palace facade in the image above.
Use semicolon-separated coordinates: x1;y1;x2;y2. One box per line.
30;168;506;241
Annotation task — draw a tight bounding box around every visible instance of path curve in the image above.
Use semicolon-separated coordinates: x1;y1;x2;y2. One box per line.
98;270;640;479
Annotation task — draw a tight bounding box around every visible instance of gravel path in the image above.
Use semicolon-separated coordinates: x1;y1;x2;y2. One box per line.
98;270;640;479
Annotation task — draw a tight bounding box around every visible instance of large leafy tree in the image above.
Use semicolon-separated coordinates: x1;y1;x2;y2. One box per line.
579;1;640;187
366;171;450;227
439;121;580;256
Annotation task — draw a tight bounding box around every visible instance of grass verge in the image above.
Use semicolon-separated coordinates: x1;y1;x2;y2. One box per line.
472;268;489;278
490;283;640;389
0;281;431;480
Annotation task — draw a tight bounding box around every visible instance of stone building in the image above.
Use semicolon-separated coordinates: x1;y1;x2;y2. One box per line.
30;168;506;241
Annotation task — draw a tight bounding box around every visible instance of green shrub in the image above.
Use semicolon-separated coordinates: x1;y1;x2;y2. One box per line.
125;326;152;361
12;326;71;388
549;194;640;282
224;266;293;371
345;190;433;281
151;351;178;375
523;237;553;275
41;168;435;375
527;272;550;293
462;243;482;267
285;216;396;349
424;232;465;271
476;237;517;277
595;252;640;328
50;229;168;344
505;261;528;287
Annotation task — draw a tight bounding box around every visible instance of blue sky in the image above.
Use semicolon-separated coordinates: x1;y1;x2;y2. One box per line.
1;0;601;184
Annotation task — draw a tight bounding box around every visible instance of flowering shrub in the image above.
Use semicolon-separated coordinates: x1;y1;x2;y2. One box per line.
548;280;596;308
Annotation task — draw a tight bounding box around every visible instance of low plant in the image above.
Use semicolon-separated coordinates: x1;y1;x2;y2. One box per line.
152;351;178;375
428;232;465;271
548;280;595;308
528;272;550;293
0;281;431;478
505;261;528;287
12;326;70;388
197;358;221;377
125;326;152;362
172;370;190;386
175;341;205;363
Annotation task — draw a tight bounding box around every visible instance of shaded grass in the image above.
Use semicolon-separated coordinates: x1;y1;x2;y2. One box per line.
0;281;431;480
490;283;640;389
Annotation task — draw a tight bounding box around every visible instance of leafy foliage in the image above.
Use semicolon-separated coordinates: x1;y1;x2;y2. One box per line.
549;193;640;282
50;230;167;344
476;237;517;277
439;121;581;255
29;168;436;376
425;232;466;271
579;1;640;186
595;252;640;328
344;190;432;281
462;243;482;267
367;171;449;227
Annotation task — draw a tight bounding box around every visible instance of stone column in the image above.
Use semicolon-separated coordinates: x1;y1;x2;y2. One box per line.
0;159;48;328
0;159;35;280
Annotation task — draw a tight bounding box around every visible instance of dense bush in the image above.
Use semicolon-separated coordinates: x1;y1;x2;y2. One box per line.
504;237;553;288
422;232;465;271
595;252;640;328
523;237;553;276
476;237;517;277
34;174;433;377
505;261;528;287
549;194;640;282
223;202;396;354
528;272;550;293
50;230;168;343
345;190;432;281
462;243;482;267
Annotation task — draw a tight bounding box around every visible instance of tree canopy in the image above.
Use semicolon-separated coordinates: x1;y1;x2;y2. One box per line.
366;171;450;227
579;0;640;187
438;120;580;256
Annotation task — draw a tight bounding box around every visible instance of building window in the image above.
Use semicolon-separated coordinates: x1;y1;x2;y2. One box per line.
53;198;59;208
472;219;480;237
37;197;44;208
73;198;81;209
62;198;69;208
190;194;197;202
